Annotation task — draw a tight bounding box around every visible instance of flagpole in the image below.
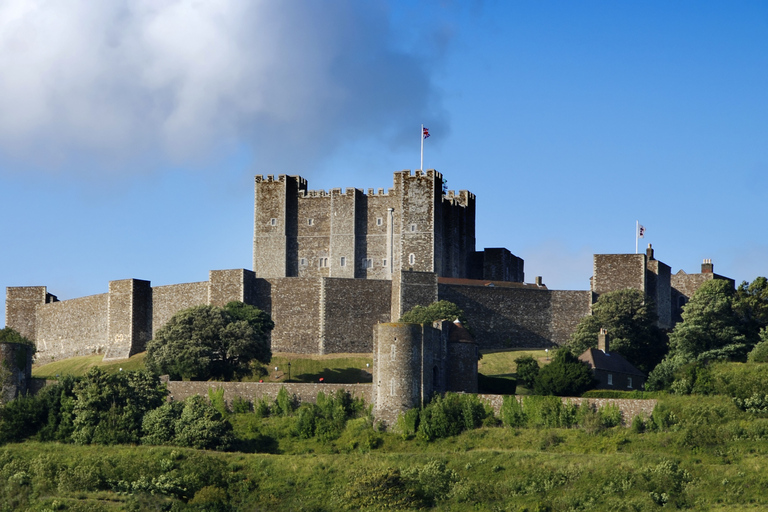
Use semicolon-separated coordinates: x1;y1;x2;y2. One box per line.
635;220;639;254
420;124;424;171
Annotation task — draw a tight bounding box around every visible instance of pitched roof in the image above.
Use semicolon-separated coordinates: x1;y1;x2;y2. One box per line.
578;348;645;377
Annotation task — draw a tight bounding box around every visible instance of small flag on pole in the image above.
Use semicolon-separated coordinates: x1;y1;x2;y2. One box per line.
638;225;645;238
422;127;430;139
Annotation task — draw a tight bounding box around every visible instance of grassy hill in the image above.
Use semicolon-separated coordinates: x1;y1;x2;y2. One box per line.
32;349;544;385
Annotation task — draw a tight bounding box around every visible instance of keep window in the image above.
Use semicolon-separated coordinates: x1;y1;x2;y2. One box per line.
362;258;373;269
340;257;346;267
376;217;383;226
270;218;277;226
408;253;415;265
319;258;329;268
307;218;314;226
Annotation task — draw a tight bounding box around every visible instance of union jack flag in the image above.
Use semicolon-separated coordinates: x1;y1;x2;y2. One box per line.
423;127;430;139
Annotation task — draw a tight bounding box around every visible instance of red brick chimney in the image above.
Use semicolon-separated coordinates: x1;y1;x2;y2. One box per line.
701;258;713;274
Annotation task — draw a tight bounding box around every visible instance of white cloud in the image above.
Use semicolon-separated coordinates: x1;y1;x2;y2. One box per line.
0;0;449;174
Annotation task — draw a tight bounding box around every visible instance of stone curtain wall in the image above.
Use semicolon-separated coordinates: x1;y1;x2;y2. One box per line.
320;278;392;353
35;294;109;362
439;284;591;349
105;279;152;360
267;278;322;353
391;270;439;321
5;287;51;342
592;254;646;295
152;282;209;337
646;259;672;329
166;381;373;406
549;290;593;346
478;394;657;426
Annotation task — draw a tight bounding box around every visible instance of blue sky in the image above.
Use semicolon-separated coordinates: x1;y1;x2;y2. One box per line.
2;1;767;326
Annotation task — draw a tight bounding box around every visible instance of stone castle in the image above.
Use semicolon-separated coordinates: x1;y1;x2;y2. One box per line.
6;170;733;411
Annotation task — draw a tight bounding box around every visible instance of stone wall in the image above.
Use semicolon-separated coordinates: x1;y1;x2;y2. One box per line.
152;282;209;337
438;283;591;349
165;380;372;406
0;342;33;404
105;279;152;360
320;278;392;353
5;286;54;342
478;394;657;426
391;270;438;320
266;278;322;353
36;294;109;362
592;254;646;295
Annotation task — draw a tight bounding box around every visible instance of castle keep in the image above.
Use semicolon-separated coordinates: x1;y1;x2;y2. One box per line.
6;170;732;369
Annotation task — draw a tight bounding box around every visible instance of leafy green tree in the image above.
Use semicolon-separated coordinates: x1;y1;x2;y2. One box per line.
533;349;595;396
70;367;167;445
734;277;768;343
143;395;234;450
514;355;540;389
647;279;748;390
399;300;468;327
146;302;273;381
567;289;667;373
747;328;768;363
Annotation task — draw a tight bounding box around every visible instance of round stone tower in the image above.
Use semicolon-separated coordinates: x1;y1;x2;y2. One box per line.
373;323;423;427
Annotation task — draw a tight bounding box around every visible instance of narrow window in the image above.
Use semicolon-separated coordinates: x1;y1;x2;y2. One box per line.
607;373;613;386
340;256;346;267
376;217;383;226
270;218;277;226
319;258;329;268
408;253;415;265
362;258;373;269
300;258;307;266
410;224;416;232
627;377;633;389
390;377;396;396
382;258;387;267
390;344;396;361
307;218;314;226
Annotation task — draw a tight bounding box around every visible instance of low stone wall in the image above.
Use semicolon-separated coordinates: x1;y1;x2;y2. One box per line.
165;380;373;407
478;394;657;426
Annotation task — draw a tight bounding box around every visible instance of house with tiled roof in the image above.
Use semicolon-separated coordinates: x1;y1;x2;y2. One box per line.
578;329;646;390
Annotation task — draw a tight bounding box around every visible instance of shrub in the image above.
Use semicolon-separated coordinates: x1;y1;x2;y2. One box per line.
599;403;623;427
748;339;768;362
522;395;563;428
231;396;251;414
274;387;296;416
500;395;526;428
515;355;540;389
533;349;595;396
417;393;490;441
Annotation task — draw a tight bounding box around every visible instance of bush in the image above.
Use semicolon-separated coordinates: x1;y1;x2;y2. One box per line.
748;339;768;362
417;393;490;441
142;395;234;451
533;349;595;396
515;355;540;389
500;395;526;428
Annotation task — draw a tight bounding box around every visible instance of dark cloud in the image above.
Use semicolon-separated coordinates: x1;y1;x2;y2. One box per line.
0;1;450;175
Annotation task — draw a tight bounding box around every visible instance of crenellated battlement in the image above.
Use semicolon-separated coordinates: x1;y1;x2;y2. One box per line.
254;174;308;190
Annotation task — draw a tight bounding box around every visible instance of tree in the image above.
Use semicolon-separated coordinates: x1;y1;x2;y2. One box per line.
567;289;667;373
143;395;234;451
399;301;468;327
747;328;768;363
647;279;748;391
146;303;273;381
533;349;594;396
514;355;540;389
734;277;768;343
70;367;168;445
